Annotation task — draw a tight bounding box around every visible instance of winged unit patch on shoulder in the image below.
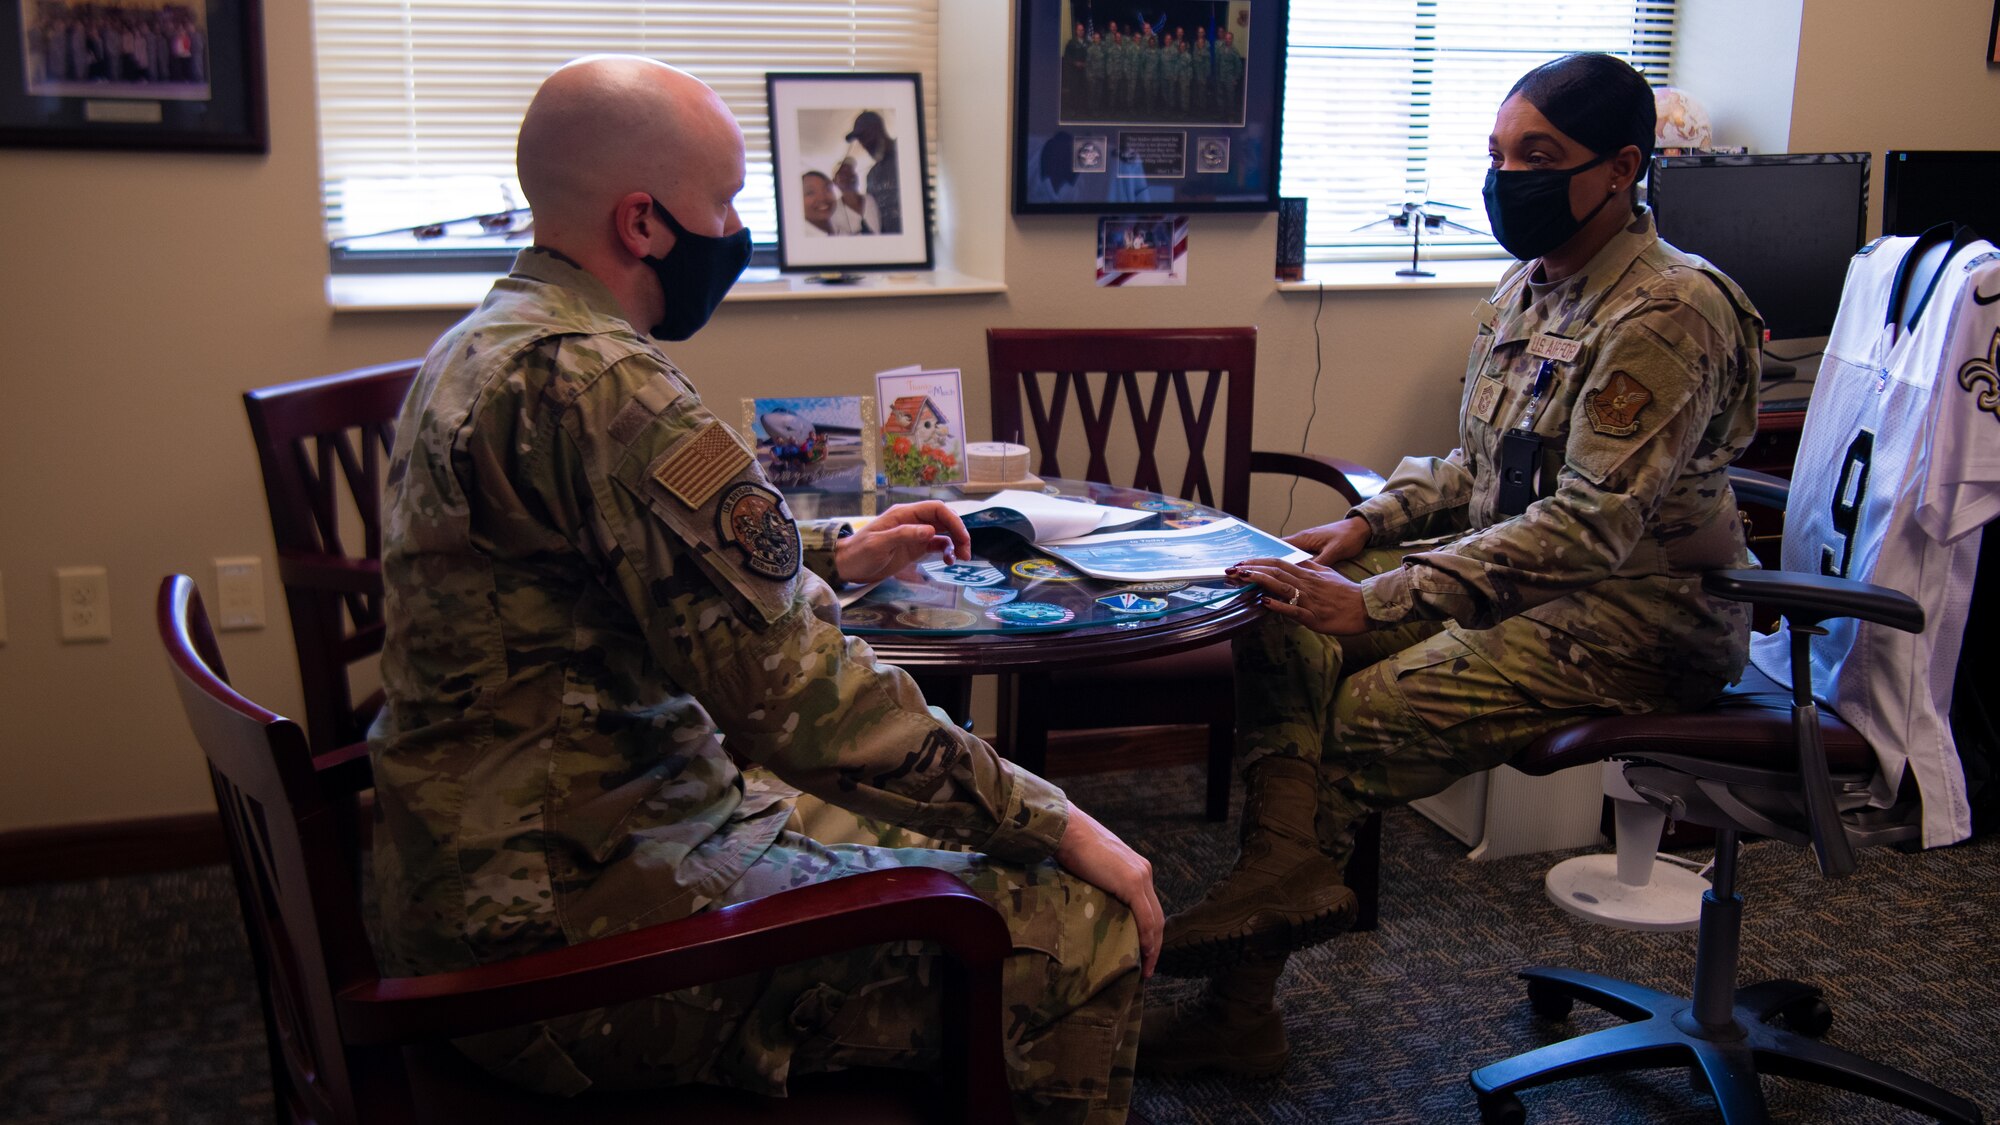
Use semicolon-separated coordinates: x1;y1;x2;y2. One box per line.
716;481;800;580
1583;371;1653;437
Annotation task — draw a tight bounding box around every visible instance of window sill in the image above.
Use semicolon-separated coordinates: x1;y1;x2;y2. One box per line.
327;267;1007;313
1277;257;1511;293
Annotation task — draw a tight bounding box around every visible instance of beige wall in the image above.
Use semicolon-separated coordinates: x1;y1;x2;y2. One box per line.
1789;0;2000;239
1;0;1995;832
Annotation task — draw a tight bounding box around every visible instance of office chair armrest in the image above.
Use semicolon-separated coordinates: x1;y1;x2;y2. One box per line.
1706;568;1922;879
335;867;1009;1045
275;553;382;595
1704;569;1925;633
1727;465;1792;510
1250;449;1386;505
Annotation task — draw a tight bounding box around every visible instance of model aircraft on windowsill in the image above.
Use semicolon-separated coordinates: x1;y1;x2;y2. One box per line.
1353;197;1485;278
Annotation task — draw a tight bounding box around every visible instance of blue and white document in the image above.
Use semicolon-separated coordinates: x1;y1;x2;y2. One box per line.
1038;517;1309;582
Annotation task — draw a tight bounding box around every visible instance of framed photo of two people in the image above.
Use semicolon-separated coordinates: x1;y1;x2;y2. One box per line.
767;71;934;271
1014;0;1286;213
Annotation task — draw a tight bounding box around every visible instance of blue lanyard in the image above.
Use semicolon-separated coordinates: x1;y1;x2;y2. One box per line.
1515;359;1556;433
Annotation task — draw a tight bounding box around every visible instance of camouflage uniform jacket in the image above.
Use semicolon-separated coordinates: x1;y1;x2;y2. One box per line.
1351;207;1764;699
369;247;1068;976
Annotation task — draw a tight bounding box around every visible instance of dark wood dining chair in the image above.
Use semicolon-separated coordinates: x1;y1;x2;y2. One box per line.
985;326;1389;926
158;574;1015;1125
243;360;421;766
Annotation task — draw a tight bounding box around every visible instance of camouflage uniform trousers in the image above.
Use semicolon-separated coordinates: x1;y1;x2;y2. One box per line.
1238;545;1712;870
467;780;1142;1125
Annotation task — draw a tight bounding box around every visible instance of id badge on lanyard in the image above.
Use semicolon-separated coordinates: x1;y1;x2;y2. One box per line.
1496;354;1560;517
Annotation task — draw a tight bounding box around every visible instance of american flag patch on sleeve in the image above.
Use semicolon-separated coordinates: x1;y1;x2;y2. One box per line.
650;420;752;508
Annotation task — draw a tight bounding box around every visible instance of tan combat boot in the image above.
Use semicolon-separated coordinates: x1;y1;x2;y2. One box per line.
1137;956;1290;1078
1157;756;1356;977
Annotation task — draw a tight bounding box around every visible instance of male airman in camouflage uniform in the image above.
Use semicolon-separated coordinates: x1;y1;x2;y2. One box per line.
369;56;1159;1124
1063;21;1089;118
1134;30;1158;117
1167;40;1192;117
1144;57;1763;1075
1190;28;1212;116
1216;31;1244;120
1106;28;1131;116
1085;30;1108;115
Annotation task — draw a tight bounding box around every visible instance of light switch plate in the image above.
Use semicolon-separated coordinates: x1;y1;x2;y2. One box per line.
214;556;266;630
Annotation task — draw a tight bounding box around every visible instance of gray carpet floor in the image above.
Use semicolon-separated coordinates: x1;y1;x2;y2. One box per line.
3;761;1996;1123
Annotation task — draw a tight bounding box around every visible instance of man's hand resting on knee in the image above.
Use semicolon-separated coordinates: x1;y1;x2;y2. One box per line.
1057;802;1164;977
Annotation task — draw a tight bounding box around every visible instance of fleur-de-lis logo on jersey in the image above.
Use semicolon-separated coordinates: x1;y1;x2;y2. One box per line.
1960;328;2000;422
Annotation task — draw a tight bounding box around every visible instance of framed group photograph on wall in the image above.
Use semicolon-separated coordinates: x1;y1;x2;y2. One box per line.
767;72;933;271
0;0;265;151
1013;0;1286;214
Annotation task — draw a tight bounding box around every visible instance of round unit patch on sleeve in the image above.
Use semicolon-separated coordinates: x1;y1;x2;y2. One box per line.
716;482;801;580
1583;371;1654;437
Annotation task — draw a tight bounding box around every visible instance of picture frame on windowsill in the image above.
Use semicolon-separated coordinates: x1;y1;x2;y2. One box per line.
766;71;933;272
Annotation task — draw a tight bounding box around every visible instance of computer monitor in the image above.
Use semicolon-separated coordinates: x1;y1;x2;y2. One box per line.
1646;152;1869;343
1883;150;2000;241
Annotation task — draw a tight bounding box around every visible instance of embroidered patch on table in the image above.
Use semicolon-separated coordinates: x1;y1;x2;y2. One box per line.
653;421;751;508
716;481;800;579
1097;593;1169;614
1583;371;1653;437
1011;557;1084;582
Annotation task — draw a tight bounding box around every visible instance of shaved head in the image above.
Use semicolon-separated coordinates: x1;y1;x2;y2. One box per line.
517;55;745;248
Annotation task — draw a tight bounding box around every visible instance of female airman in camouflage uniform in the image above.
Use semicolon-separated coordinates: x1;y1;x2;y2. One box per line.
1144;53;1765;1079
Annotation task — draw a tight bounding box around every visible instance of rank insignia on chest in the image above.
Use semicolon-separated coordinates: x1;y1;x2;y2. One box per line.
653;421;752;508
1583;371;1653;437
1469;375;1506;424
716;481;801;580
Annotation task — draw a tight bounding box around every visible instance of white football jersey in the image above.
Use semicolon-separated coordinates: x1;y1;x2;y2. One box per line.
1749;233;2000;847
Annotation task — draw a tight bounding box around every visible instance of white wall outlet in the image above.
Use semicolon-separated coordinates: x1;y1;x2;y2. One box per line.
55;566;111;642
214;556;267;631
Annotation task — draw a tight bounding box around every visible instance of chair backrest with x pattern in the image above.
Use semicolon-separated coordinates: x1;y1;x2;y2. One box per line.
243;361;420;756
985;327;1258;518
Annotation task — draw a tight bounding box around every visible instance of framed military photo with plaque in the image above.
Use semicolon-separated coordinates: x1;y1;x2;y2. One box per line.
1013;0;1285;214
1;0;266;151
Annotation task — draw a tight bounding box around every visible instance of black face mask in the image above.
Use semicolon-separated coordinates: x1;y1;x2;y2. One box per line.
644;198;752;341
1482;152;1615;262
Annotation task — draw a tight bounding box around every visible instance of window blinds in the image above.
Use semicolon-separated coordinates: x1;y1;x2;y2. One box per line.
313;0;941;242
1281;0;1676;258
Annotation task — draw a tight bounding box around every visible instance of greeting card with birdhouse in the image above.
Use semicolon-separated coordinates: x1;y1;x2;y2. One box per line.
874;367;967;487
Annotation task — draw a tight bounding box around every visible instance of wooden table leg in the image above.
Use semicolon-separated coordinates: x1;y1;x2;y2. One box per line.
910;672;973;729
993;672;1049;776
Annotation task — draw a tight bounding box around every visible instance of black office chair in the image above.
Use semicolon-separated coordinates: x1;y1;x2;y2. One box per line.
1466;465;1984;1125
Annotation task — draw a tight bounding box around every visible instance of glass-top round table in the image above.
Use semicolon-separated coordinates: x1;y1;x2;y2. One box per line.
786;478;1270;677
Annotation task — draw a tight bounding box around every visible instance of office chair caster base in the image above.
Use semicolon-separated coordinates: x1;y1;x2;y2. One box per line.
1525;978;1574;1021
1477;1090;1525;1125
1470;968;1984;1125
